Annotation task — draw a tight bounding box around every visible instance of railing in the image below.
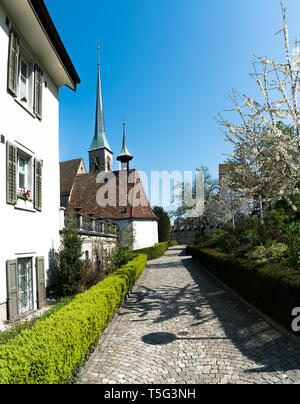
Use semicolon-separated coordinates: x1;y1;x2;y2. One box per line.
63;211;119;237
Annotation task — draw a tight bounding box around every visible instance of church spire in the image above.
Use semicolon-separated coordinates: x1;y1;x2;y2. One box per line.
117;122;133;171
89;42;112;153
89;42;113;173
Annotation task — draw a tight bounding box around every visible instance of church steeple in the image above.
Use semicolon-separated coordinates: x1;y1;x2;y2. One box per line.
89;42;113;173
117;122;133;171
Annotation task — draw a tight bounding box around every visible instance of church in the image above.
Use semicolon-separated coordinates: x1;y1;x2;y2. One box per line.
60;46;158;250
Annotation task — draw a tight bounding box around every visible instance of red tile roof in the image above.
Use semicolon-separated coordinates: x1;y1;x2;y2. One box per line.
60;158;85;195
68;169;158;220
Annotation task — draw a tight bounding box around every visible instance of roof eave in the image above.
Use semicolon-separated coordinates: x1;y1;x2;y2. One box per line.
27;0;80;91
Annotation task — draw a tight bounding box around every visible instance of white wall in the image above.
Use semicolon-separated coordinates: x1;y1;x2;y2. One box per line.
0;5;60;321
132;220;158;250
115;219;158;250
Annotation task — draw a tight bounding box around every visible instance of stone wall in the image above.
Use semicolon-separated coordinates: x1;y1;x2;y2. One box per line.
170;225;198;245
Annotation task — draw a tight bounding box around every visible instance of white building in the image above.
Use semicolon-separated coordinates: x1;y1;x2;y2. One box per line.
0;0;80;324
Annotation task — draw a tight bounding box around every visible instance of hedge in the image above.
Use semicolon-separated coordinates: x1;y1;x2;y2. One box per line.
168;240;180;247
135;240;180;260
0;254;147;384
187;245;300;333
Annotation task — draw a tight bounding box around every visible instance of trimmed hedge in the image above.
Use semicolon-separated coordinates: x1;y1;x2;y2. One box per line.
168;240;180;247
187;245;300;332
135;240;180;260
0;254;147;384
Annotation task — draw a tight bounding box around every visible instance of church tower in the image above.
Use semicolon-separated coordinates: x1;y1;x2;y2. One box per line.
117;122;133;171
89;43;113;173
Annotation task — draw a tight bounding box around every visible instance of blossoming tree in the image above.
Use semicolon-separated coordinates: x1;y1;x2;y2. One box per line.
216;3;300;215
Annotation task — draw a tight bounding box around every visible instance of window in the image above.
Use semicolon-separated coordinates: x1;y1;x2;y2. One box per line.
18;156;26;188
6;256;46;320
19;57;28;102
7;28;43;119
17;51;34;112
17;257;34;315
17;151;33;206
6;142;42;211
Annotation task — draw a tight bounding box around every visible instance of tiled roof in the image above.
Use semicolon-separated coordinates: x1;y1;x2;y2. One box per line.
68;169;158;220
60;158;85;195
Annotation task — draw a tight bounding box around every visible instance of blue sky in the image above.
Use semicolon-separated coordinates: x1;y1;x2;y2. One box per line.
45;0;300;190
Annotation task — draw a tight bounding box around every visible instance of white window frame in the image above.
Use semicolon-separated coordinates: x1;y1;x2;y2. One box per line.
19;57;29;103
17;42;35;113
17;256;34;316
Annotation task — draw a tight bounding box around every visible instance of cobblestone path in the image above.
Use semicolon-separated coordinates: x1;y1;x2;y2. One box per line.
79;246;300;384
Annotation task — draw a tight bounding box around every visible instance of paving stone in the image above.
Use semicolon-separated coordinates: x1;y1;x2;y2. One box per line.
78;246;300;384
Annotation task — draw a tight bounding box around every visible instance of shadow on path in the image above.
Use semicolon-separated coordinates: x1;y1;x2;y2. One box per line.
121;248;300;375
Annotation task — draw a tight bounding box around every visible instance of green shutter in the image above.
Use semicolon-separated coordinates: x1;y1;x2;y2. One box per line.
7;29;19;96
34;64;43;120
34;158;42;211
6;142;17;205
6;260;19;320
36;257;46;309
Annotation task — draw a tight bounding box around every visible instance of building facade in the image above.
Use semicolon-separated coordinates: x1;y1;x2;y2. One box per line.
0;0;80;324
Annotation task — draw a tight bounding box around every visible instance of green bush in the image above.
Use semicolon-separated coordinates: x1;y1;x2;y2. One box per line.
135;242;168;260
0;297;74;346
152;206;171;242
135;240;179;260
167;240;180;247
213;212;300;266
187;245;300;332
246;242;288;265
0;254;147;384
111;247;138;268
200;229;227;245
56;220;85;296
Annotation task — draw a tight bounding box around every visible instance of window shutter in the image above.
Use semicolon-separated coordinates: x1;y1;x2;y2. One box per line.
34;64;43;120
36;257;46;309
7;29;19;96
6;142;17;205
34;158;42;211
6;260;19;320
